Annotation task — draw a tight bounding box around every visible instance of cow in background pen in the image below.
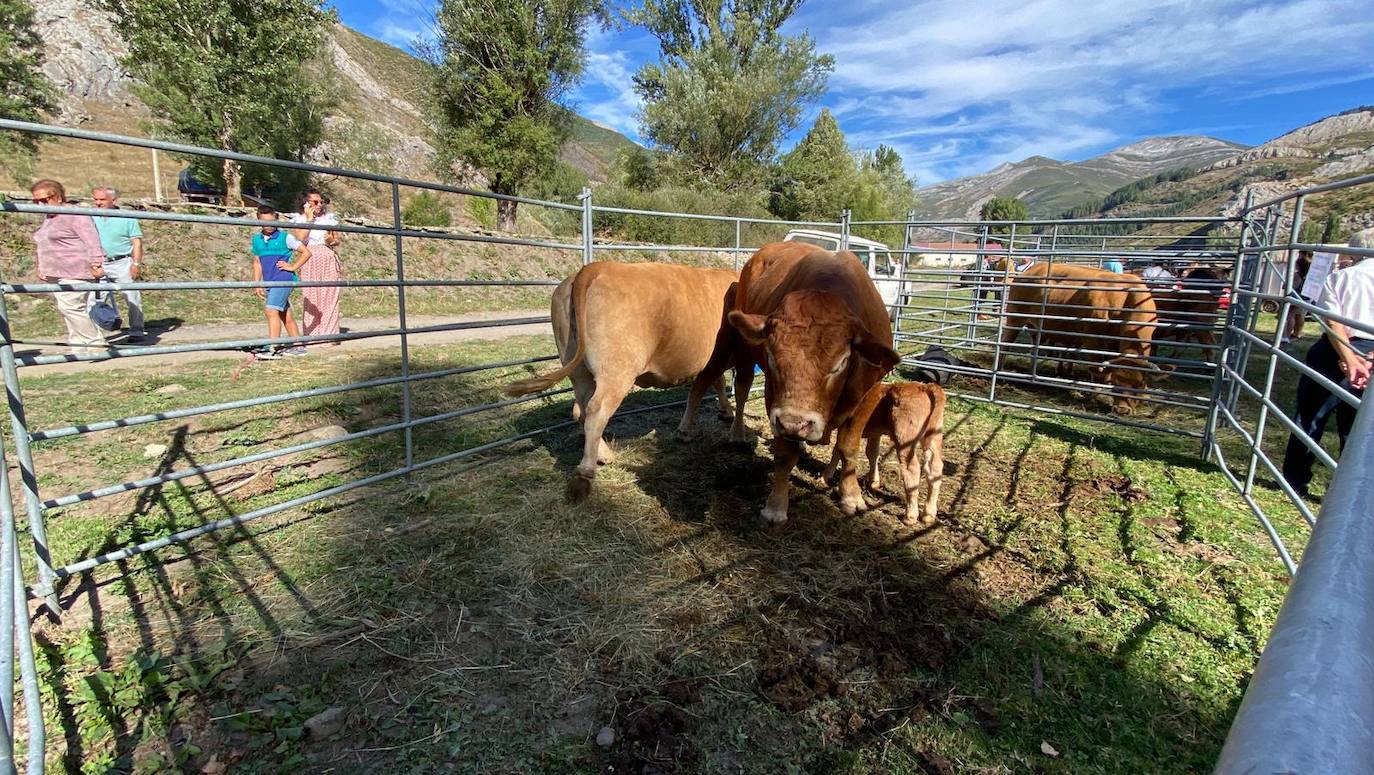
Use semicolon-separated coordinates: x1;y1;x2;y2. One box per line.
1000;263;1170;414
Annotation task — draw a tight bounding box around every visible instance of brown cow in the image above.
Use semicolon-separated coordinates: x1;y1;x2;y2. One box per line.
822;381;946;524
505;262;738;502
1153;266;1226;347
680;242;900;523
1000;263;1168;414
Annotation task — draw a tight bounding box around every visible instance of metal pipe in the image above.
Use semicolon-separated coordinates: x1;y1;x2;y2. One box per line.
1207;441;1298;575
0;431;15;772
3;278;562;293
1215;399;1374;772
19;316;550;367
0;118;582;211
580;187;594;266
0;294;57;612
392;182;414;469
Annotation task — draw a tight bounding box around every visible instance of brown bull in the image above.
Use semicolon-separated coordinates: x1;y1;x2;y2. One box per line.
1000;263;1167;414
680;242;900;524
505;262;738;502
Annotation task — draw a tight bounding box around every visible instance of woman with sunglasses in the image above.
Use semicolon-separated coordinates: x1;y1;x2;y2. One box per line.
29;179;108;353
290;188;343;348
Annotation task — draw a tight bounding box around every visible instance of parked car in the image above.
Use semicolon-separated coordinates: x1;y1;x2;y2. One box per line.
177;168;281;207
782;229;903;320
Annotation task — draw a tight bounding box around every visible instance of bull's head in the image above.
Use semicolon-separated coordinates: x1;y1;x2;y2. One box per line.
730;290;900;443
1097;356;1174;414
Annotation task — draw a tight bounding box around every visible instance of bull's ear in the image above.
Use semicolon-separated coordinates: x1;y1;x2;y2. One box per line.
854;335;901;372
728;311;768;345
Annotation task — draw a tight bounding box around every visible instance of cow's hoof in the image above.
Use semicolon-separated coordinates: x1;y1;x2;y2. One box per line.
728;428;751;446
596;446;616;466
839;494;867;516
565;474;593;504
760;503;789;524
675;424;702;442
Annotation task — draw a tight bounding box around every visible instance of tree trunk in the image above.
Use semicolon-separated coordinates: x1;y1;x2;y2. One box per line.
496;197;518;232
223;158;243;207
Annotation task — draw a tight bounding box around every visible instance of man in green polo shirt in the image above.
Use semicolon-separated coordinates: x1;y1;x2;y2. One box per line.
91;186;146;341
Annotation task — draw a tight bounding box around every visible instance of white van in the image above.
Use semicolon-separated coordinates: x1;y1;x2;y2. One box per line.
782;229;903;319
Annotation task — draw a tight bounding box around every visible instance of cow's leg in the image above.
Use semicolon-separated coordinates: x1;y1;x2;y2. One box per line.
835;418;868;516
761;437;801;524
728;357;755;444
714;375;733;420
921;428;944;524
893;434;924;524
568;367;612;464
865;434;883;491
568;376;631;503
678;328;736;435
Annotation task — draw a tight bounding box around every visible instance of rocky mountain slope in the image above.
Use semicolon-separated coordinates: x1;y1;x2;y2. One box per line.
17;1;638;196
1089;107;1374;237
916;136;1246;219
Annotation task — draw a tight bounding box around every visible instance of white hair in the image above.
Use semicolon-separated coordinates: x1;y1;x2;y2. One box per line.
1349;228;1373;249
93;186;119;199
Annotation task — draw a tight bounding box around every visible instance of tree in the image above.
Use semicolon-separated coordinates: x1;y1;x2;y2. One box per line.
769;108;853;221
769;112;916;244
429;0;603;231
1321;207;1346;243
0;0;57;178
628;0;832;188
103;0;334;204
619;146;661;192
980;197;1029;234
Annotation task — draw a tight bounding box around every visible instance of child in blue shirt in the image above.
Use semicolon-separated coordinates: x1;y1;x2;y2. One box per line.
251;206;311;359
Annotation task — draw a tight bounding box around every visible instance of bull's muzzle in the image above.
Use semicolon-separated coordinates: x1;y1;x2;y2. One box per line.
770;407;825;443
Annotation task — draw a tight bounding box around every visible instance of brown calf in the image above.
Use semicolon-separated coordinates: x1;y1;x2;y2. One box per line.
824;382;946;524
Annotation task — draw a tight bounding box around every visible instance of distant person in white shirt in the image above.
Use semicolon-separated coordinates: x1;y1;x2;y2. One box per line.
289;189;343;347
1140;262;1176;289
1282;231;1374;498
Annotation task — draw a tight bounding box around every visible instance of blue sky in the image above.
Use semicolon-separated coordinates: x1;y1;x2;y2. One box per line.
333;0;1374;184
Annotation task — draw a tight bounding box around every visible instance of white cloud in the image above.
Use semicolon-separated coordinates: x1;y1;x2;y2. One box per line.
570;26;646;140
806;0;1374;181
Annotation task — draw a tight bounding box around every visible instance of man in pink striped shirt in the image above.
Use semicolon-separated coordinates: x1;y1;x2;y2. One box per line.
29;179;107;353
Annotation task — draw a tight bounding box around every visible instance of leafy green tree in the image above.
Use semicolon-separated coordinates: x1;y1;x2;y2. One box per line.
627;0;832;188
980;196;1029;234
1321;208;1346;243
103;0;335;205
619;146;661;192
769;108;852;221
0;0;57;178
429;0;603;231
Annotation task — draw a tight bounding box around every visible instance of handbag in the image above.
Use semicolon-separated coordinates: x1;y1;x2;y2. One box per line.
88;288;123;332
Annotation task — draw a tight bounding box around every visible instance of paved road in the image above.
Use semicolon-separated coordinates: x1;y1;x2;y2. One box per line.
16;311;552;377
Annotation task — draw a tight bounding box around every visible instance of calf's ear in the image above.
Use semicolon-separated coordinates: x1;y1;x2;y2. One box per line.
728;311;769;345
854;334;901;372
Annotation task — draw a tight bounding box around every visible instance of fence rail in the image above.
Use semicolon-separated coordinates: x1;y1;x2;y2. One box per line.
0;120;1370;773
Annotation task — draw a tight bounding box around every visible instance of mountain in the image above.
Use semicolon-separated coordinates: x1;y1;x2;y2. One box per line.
15;1;639;197
915;136;1247;219
1085;107;1374;238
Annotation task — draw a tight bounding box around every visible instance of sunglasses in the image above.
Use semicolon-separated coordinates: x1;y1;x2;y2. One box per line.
33;194;60;203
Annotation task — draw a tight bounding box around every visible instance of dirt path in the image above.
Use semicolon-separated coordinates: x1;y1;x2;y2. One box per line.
17;310;552;377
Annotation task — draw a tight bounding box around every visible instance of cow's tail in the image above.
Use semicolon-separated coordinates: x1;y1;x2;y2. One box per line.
504;267;593;397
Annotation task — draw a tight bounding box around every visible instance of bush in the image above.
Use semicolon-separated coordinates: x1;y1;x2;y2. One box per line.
593;184;774;247
467;195;497;229
401;191;452;228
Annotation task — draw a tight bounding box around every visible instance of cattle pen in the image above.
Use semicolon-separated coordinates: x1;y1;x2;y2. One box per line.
0;118;1371;772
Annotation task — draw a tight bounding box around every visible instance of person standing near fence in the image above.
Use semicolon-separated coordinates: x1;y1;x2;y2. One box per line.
90;186;147;342
1281;233;1374;498
290;189;342;347
28;179;107;353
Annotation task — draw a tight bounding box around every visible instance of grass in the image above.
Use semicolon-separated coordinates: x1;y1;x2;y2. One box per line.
6;329;1311;773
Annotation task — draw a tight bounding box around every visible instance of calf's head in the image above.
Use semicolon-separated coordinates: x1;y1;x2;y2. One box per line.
730;290;900;443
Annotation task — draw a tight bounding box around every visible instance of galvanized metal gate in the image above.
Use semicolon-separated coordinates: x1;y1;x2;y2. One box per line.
0;119;1370;772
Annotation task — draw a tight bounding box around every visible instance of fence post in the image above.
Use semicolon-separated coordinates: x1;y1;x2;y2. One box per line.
391;183;413;470
0;291;58;615
988;224;1017;402
1203;191;1255;458
1244;195;1305;494
734;218;742;271
839;209;851;250
580;187;593;266
0;426;14;770
895;208;915;343
1214;398;1374;773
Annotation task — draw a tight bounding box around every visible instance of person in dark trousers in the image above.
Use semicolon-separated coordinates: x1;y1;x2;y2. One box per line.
1282;235;1374;498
